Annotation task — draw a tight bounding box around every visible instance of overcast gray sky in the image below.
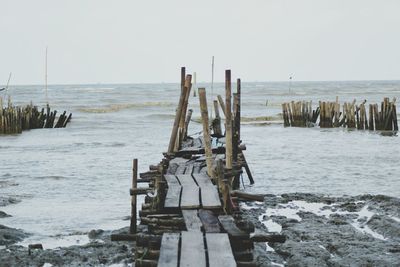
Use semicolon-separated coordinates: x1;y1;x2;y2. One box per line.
1;0;399;84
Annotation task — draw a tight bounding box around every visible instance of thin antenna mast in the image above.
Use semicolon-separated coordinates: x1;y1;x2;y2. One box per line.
210;56;214;118
5;72;12;96
45;46;49;106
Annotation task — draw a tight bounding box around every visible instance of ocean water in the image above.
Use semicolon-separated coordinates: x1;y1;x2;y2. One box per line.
0;81;399;245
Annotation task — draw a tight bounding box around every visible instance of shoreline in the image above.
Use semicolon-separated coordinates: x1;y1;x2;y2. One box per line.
1;192;399;266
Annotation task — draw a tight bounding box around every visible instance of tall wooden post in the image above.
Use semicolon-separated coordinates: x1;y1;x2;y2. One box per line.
168;73;190;153
236;79;241;143
183;109;193;140
130;158;138;234
217;95;226;117
178;75;193;144
198;88;213;177
225;70;233;170
213;100;222;136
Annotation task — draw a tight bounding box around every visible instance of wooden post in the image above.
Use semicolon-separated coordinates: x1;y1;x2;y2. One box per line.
369;104;374;130
130;159;138;234
236;78;241;146
198;88;213;178
178;75;193;144
225;70;233;170
393;102;398;131
212;100;222;136
167;74;190;153
217;95;226;117
183;109;193;140
233;93;239;162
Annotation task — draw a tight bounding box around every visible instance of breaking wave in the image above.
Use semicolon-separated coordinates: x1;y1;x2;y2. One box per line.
78;102;174;113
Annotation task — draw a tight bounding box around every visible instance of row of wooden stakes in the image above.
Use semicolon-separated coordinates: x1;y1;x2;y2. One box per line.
282;97;398;131
0;97;72;134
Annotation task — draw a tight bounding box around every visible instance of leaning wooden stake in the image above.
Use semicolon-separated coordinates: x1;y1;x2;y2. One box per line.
130;158;138;234
167;73;190;153
183;109;193;140
179;74;193;144
198;88;213;177
217;95;227;117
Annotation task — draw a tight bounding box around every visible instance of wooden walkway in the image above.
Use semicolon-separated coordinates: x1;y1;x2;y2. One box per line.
113;67;286;267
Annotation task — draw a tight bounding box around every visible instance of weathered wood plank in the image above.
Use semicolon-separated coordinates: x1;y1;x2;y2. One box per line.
175;165;187;175
157;233;180;267
164;175;181;208
192;173;221;209
176;175;200;209
182;210;202;231
206;233;236;267
180;231;206;267
184;164;194;175
218;215;249;238
198;209;221;233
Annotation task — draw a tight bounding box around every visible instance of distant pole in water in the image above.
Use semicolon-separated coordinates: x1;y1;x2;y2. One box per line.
289;76;292;95
210;56;215;119
4;72;12;96
193;72;197;97
45;46;49;106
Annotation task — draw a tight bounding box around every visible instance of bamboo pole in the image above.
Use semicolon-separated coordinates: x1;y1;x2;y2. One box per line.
198;88;213;177
217;95;226;117
167;74;190;153
130;159;138;234
178;74;193;144
225;70;233;170
213;100;222;136
183;109;193;140
236;78;241;145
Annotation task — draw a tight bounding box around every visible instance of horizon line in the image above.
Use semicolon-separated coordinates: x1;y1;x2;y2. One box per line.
2;78;400;87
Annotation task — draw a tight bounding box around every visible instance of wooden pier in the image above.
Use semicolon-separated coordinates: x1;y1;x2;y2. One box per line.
282;97;398;131
113;68;285;266
0;97;72;134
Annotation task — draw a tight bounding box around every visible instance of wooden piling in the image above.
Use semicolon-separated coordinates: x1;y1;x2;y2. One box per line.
225;70;233;170
183;109;193;140
212;100;222;136
168;73;190;153
179;74;193;144
198;88;214;177
130;159;138;234
217;95;227;117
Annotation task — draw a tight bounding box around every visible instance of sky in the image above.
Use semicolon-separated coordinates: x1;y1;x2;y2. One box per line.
1;0;400;85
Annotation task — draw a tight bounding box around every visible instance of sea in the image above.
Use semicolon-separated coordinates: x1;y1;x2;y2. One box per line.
0;80;399;247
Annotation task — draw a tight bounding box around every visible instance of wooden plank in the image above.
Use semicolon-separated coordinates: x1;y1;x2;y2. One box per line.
157;233;180;267
218;215;249;238
164;175;181;208
176;175;200;209
182;210;202;231
184;164;194;175
198;209;221;233
175;165;186;175
192;173;221;209
206;233;236;267
180;231;206;267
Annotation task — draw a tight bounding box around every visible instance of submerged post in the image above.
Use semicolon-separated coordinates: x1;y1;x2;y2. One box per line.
198;88;213;177
130;158;138;234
